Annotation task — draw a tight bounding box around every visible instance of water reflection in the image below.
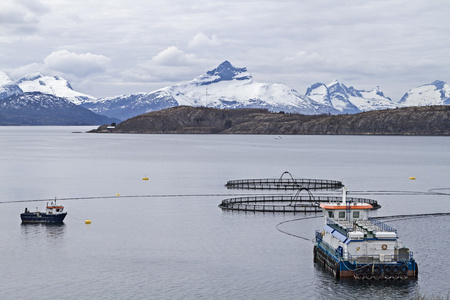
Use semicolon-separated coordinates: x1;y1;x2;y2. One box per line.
21;223;66;241
313;264;419;299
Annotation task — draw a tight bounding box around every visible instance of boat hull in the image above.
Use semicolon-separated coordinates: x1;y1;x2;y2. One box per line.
314;244;418;280
20;212;67;224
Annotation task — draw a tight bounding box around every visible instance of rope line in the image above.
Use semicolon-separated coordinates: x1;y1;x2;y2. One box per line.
276;212;450;242
276;216;322;241
1;188;448;205
67;213;86;221
0;193;280;204
372;212;450;221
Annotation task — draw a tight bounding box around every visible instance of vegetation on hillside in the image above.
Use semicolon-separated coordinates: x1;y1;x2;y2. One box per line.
91;105;450;135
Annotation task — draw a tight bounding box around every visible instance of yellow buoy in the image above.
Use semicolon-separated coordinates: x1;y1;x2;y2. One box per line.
142;177;149;181
85;219;91;224
409;177;416;180
116;193;120;196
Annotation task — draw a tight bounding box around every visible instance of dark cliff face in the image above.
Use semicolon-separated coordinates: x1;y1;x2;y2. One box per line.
296;106;450;135
109;106;277;134
92;105;450;135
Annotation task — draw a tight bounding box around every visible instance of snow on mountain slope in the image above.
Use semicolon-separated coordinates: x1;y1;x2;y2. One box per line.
305;80;397;113
0;91;118;125
304;83;331;107
325;80;360;113
0;71;23;100
163;61;327;113
164;75;319;111
90;61;334;120
398;80;450;106
4;62;447;123
356;87;400;111
17;73;96;105
82;91;178;121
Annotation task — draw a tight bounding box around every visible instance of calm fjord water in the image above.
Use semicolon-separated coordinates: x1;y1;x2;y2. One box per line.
0;127;449;299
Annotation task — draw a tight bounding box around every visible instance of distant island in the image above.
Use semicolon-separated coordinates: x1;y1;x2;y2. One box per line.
90;105;450;135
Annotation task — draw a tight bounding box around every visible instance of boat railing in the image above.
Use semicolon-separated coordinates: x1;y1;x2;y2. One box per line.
368;218;397;233
317;232;414;263
316;238;342;260
325;217;397;236
346;251;413;264
326;217;353;235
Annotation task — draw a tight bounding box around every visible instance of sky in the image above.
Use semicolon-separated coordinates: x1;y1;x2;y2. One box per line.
1;0;449;101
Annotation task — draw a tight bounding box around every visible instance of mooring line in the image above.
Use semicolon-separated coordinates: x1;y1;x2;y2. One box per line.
1;187;449;205
276;216;322;241
348;190;450;196
67;213;86;221
0;193;283;205
373;212;450;221
276;212;450;242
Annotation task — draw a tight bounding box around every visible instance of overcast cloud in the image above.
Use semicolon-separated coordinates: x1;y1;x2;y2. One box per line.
1;0;449;100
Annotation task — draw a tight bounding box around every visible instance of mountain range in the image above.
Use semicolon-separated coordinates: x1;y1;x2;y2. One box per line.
0;92;118;125
1;61;449;123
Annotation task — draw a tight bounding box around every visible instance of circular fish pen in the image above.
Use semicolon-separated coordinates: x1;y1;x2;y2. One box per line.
219;191;380;213
221;172;380;213
225;171;343;191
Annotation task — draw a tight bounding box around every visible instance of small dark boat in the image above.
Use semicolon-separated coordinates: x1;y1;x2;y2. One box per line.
21;200;67;224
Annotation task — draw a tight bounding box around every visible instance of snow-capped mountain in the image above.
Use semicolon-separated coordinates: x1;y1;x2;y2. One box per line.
0;71;23;100
0;91;118;125
17;73;96;105
87;61;334;120
398;80;450;106
164;61;328;113
1;62;448;124
305;80;397;114
81;92;179;121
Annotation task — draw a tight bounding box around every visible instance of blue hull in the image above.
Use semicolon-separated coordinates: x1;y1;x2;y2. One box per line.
314;244;418;280
21;212;67;224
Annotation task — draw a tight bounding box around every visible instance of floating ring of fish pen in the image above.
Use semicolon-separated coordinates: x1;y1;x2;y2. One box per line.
225;171;343;191
219;195;380;213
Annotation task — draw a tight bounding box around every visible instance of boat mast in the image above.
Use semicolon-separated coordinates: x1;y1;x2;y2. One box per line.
342;187;350;221
342;187;347;205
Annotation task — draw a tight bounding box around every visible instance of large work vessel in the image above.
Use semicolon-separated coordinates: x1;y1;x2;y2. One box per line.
314;189;418;280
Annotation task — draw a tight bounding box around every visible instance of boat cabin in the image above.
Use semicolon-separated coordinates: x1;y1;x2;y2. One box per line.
45;201;64;215
320;202;372;222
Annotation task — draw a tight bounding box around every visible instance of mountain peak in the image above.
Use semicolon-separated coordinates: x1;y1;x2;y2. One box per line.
210;60;233;72
373;86;386;97
0;71;23;100
17;72;45;83
328;80;340;87
16;72;94;104
195;61;252;85
430;80;446;90
399;80;449;106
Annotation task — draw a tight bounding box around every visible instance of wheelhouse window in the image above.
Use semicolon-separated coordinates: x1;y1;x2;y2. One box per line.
353;211;360;219
338;211;345;219
328;211;334;218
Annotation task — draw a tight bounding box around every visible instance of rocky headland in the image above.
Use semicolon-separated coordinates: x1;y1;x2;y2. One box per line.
91;105;450;135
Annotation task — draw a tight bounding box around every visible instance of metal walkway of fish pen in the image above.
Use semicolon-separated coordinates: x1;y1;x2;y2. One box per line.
225;171;344;191
220;172;379;213
219;194;381;213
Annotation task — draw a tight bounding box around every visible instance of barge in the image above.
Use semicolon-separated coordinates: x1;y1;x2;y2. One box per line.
21;200;67;224
314;189;418;280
